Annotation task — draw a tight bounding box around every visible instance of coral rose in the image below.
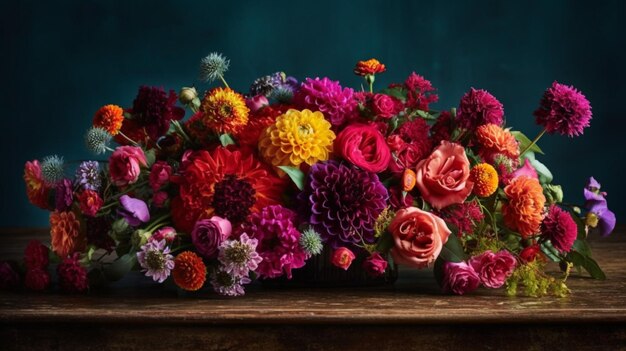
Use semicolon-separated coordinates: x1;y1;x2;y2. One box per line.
415;141;474;210
469;250;517;289
502;176;546;238
109;146;147;187
389;207;451;268
335;124;391;173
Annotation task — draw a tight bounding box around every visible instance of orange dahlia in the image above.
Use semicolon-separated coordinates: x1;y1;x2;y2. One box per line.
50;211;86;258
93;104;124;135
470;163;499;197
200;87;249;135
502;176;546;238
170;147;286;233
258;109;335;168
24;160;51;210
173;251;206;291
354;58;386;76
475;124;519;162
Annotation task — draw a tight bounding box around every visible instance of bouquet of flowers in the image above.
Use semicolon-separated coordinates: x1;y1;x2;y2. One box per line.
6;53;616;297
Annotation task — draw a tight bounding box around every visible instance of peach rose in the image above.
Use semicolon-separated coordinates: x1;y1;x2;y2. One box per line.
415;141;473;210
389;207;451;268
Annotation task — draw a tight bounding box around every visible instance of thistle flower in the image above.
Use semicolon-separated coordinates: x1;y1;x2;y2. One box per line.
85;127;112;155
299;227;323;256
199;52;230;83
40;155;65;185
270;86;294;103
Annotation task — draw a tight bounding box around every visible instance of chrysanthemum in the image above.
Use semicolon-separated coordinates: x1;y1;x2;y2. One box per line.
302;161;388;247
130;86;185;141
50;211;86;258
57;253;89;293
457;88;504;131
199;52;230;83
534;81;592;137
475;124;519;163
294;77;358;127
74;161;102;191
137;239;175;283
172;251;206;291
85;127;113;155
354;59;386;76
237;205;306;279
299;227;324;256
502;176;546;238
200;87;249;135
24;160;51;210
210;269;250;296
218;233;262;277
93;104;124;135
470;163;499;197
40;155;65;185
541;205;577;253
258;109;335;168
170;147;286;233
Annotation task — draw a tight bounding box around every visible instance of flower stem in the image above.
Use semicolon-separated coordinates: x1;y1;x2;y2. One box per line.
118;131;140;146
171;120;193;144
219;74;230;89
520;128;546;156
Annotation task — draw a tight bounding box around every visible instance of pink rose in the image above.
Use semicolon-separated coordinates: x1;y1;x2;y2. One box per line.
389;207;451;268
246;95;269;112
371;94;400;119
335;124;391;173
442;261;480;295
191;216;232;259
331;247;355;270
109;146;147;187
469;250;517;288
362;252;388;277
151;226;177;244
415;141;473;210
386;135;405;152
149;161;172;191
78;190;103;217
152;191;169;208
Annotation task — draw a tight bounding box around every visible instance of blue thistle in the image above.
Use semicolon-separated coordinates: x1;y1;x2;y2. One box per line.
270;86;294;103
199;52;230;83
299;227;324;256
40;155;65;185
85;127;112;155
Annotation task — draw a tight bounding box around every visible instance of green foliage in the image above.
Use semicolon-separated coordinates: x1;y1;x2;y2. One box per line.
144;149;156;168
374;207;395;238
506;261;570;297
219;133;236;146
566;251;606;280
380;86;406;101
375;231;394;254
511;131;544;155
103;253;137;282
439;234;466;263
277;165;305;191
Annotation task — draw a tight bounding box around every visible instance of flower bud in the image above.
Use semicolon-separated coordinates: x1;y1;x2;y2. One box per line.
543;184;563;204
331;247;355;271
131;229;151;248
179;87;198;105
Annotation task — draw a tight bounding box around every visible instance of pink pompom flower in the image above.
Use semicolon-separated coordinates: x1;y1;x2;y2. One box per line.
534;81;592;137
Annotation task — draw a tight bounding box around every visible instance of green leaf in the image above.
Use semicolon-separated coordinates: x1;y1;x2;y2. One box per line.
219;133;236;147
277;165;305;191
567;251;606;280
144;149;156;168
439;234;465;263
375;231;394;253
380;86;406;101
415;110;437;120
511;131;544;155
103;253;137;282
540;240;561;262
572;239;592;258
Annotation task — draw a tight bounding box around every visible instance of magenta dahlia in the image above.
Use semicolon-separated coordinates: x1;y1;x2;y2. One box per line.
294;77;358;127
130;86;185;141
533;81;592;137
541;205;577;253
302;161;388;247
237;205;306;279
457;88;504;131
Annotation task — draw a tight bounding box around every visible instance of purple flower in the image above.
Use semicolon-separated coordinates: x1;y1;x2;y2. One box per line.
301;161;388;247
584;177;616;236
534;81;592;137
117;195;150;227
210;268;251;297
456;88;504;131
54;178;74;211
218;233;262;278
294;77;358;127
130;86;185;141
442;261;481;295
191;216;232;259
74;161;101;191
137;239;174;283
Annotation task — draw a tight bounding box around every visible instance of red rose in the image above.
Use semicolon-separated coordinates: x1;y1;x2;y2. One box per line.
335;124;391;173
149;161;172;191
24;268;50;291
387;143;428;175
519;244;542;263
109;146;147;187
371;94;400;119
24;240;49;270
331;247;355;270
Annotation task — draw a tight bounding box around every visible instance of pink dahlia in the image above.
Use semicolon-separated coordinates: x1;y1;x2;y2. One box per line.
541;205;577;253
533;81;592;137
457;88;504;131
237;205;306;279
294;77;358;127
301;161;388;247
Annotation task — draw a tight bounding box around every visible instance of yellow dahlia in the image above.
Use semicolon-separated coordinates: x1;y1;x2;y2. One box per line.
259;109;335;167
470;163;499;197
200;87;249;134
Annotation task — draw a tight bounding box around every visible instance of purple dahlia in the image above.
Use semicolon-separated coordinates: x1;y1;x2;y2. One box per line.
302;161;388;247
456;88;504;131
294;77;358;127
533;81;592;137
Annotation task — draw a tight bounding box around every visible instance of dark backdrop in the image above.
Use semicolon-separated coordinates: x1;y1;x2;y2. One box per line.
1;0;625;227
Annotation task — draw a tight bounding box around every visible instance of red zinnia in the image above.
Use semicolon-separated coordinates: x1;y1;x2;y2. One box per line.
354;58;386;76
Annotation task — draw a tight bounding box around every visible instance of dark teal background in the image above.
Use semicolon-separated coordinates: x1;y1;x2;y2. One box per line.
2;0;625;227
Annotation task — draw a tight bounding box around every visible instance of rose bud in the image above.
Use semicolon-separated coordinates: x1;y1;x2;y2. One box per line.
331;247;355;271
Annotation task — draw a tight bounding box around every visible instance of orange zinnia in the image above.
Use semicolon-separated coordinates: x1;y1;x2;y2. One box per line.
475;124;519;161
200;87;249;135
93;104;124;135
502;176;546;238
354;58;386;76
173;251;207;291
470;163;499;197
50;211;86;257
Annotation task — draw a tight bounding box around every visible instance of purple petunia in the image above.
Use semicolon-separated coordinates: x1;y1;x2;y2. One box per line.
583;177;616;237
117;195;150;227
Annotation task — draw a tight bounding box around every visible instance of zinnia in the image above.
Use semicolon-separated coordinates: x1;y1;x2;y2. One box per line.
24;160;51;210
335;124;391;173
354;58;386;76
78;190;103;217
173;251;207;291
502;176;546;238
50;211;86;258
200;87;249;135
541;205;577;253
534;81;592;137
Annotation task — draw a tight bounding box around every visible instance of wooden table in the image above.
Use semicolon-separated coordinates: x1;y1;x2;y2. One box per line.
1;228;625;350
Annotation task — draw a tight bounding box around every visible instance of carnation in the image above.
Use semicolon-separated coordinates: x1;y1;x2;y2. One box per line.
457;88;504;131
502;176;546;238
541;205;577;253
534;81;592;137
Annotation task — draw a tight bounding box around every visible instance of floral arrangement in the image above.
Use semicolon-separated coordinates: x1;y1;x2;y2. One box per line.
4;53;616;297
